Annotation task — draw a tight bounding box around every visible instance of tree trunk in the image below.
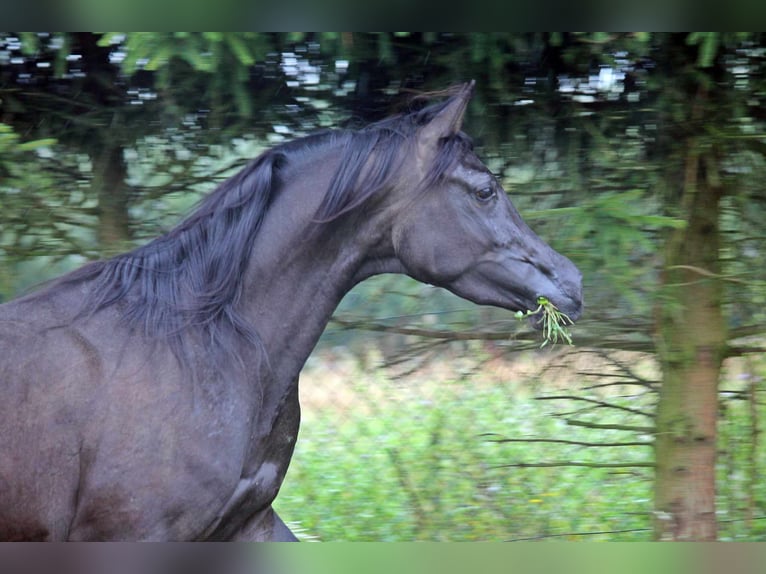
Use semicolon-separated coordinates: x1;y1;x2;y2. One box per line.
653;146;726;541
74;32;133;256
92;143;131;255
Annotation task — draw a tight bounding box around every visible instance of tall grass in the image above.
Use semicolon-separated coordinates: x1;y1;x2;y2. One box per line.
274;348;766;541
275;349;661;541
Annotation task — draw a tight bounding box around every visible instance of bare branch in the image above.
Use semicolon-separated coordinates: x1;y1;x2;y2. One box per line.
565;419;655;433
535;395;654;418
581;381;657;392
331;316;516;341
666;264;751;284
330;316;658;352
506;527;651;541
481;435;652;448
727;345;766;357
497;461;654;469
504;515;766;542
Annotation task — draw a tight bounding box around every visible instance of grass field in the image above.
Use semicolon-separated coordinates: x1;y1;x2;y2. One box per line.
273;346;766;541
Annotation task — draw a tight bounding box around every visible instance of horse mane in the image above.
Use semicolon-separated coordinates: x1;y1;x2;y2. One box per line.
312;94;473;223
44;91;473;376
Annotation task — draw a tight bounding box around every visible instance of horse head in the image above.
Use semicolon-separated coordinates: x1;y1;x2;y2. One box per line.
387;82;583;322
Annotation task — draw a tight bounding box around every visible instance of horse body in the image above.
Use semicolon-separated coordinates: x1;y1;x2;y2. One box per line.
2;291;268;540
0;146;345;541
0;83;582;540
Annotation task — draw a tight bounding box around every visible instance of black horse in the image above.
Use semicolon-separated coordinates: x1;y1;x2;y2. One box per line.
0;82;582;540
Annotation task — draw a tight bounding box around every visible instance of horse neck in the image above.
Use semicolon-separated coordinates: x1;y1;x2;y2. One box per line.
238;151;399;388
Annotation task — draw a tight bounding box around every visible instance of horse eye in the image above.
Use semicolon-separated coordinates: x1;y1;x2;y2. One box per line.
474;187;496;202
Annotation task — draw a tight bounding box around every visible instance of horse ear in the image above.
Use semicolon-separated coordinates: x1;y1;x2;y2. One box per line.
417;80;475;153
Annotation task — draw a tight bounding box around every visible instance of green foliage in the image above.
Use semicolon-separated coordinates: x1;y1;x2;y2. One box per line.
98;32;270;74
277;357;656;541
277;352;766;541
520;186;684;323
685;33;754;69
0;123;54;155
687;32;720;68
0;124;91;299
97;33;275;119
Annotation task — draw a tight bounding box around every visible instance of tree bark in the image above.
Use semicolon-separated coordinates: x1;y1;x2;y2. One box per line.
653;146;726;541
92;143;131;255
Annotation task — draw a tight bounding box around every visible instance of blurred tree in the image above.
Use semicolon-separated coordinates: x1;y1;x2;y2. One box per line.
650;32;766;541
1;32;302;258
651;33;728;541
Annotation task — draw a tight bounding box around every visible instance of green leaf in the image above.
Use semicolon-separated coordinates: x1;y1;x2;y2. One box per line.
53;34;69;78
18;32;39;56
144;44;173;71
202;32;224;42
226;34;255;66
590;32;612;44
179;44;213;72
632;215;687;229
121;33;155;75
97;33;122;47
686;32;719;67
17;138;57;151
698;33;719;68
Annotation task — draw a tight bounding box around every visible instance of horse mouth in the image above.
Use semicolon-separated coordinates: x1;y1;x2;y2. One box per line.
508;262;583;323
532;293;583;324
523;297;582;332
440;254;583;325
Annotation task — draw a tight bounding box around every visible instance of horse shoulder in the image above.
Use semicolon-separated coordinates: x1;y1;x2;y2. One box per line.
0;295;99;540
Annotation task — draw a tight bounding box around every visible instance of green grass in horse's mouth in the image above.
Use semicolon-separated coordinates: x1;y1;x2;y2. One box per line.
515;296;574;347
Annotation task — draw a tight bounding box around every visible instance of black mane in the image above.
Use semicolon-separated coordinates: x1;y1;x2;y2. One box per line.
48;94;473;374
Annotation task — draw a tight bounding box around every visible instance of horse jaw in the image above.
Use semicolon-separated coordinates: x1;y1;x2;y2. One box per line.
446;250;583;322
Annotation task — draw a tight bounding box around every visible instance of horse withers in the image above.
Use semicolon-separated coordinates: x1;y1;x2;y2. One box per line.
0;82;582;540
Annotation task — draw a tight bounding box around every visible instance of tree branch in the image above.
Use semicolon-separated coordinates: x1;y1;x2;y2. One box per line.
330;316;659;352
481;435;652;448
505;527;651;541
535;395;654;418
564;419;655;433
332;316;515;341
497;461;654;469
581;381;657;392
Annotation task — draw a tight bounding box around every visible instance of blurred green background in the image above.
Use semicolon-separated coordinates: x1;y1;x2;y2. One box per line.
2;32;766;540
